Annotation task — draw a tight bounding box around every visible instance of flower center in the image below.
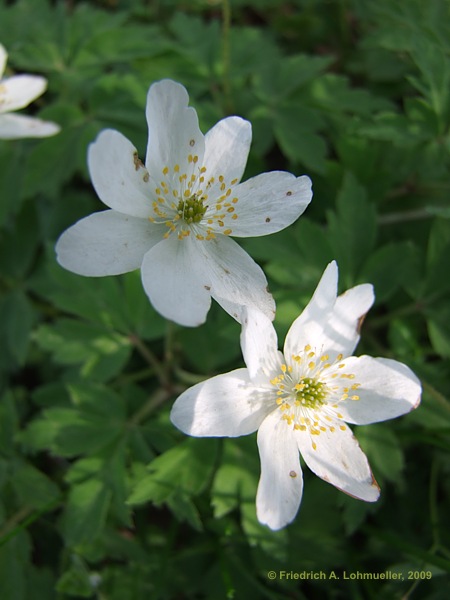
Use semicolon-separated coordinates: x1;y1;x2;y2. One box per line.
269;346;362;450
295;377;327;409
177;194;206;224
146;158;240;241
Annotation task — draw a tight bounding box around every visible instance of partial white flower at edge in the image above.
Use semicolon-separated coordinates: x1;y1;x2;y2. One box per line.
55;79;312;327
0;43;60;139
170;261;421;530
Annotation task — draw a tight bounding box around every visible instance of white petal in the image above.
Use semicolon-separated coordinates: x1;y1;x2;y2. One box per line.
202;116;251;193
0;113;60;139
222;172;312;237
0;74;47;113
284;262;374;361
170;368;272;437
196;234;276;323
334;356;421;425
256;411;303;530
284;261;338;359
141;233;211;327
296;421;380;502
88;129;155;219
240;307;282;385
145;79;205;179
0;44;7;78
56;210;160;276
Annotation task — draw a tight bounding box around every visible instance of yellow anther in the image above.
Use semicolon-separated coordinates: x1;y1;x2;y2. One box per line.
163;166;169;175
223;229;232;235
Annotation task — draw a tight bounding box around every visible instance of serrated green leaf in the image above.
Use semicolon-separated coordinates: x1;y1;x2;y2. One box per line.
357;425;404;483
274;104;327;173
211;438;259;519
19;383;126;457
327;172;377;284
33;318;131;382
11;461;60;509
128;438;217;506
0;392;18;457
62;479;112;547
0;531;31;600
56;555;94;597
167;493;203;531
362;241;415;301
3;290;34;365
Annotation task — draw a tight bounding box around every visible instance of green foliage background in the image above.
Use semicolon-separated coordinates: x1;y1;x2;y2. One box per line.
1;0;450;598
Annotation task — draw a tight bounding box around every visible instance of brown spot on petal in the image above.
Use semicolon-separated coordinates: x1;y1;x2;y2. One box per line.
204;285;211;291
289;471;297;478
133;152;144;171
265;217;271;223
189;139;195;147
143;172;149;182
286;190;292;196
357;312;368;334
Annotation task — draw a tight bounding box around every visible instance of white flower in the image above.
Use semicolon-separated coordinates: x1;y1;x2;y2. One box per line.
0;43;60;139
55;79;312;327
170;261;421;530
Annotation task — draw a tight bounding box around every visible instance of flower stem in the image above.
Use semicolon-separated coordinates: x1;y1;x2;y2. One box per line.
127;388;170;427
129;334;170;388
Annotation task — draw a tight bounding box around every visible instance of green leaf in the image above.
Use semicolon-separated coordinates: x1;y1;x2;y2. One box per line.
56;554;95;597
3;290;34;365
327;172;377;285
0;201;40;279
362;241;416;302
167;494;203;532
0;143;25;227
357;425;404;483
274;104;327;173
62;479;112;547
0;532;31;600
211;440;259;519
11;461;60;510
33;318;131;382
128;438;218;506
0;392;19;457
19;384;126;457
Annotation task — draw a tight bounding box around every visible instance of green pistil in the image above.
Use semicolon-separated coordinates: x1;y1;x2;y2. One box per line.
177;194;206;224
295;377;327;409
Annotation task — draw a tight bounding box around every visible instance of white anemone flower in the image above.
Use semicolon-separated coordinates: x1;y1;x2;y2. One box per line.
55;79;312;327
171;261;421;530
0;43;60;139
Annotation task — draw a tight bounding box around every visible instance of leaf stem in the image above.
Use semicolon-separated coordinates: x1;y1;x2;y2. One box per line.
0;499;62;547
129;334;170;388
